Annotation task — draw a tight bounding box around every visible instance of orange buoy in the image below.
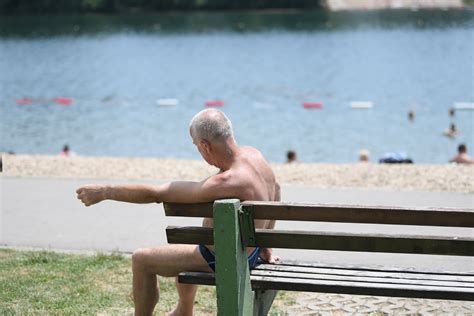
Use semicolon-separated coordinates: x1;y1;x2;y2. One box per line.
303;102;323;109
54;97;73;106
205;100;225;107
16;97;33;105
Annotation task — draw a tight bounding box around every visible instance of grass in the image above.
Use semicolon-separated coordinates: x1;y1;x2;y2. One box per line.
0;249;294;315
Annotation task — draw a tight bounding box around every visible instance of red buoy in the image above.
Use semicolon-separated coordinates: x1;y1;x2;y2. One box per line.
54;97;73;106
16;98;33;105
303;102;323;109
205;100;225;107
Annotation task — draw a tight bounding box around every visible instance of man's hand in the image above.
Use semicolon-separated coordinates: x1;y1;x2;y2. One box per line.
259;247;281;264
76;184;108;206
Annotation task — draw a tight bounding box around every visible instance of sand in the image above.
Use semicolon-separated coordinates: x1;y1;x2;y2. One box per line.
2;154;473;193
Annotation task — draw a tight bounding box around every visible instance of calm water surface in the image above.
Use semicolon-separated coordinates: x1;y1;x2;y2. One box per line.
1;10;473;163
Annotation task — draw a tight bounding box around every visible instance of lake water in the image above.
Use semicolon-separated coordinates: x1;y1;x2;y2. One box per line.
1;10;473;163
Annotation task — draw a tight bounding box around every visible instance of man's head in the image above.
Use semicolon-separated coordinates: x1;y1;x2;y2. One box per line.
458;144;467;154
189;109;235;166
189;109;233;143
286;150;296;163
358;149;370;162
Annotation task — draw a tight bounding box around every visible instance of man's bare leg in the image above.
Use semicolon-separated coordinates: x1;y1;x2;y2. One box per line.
167;280;198;316
132;258;159;316
132;244;211;316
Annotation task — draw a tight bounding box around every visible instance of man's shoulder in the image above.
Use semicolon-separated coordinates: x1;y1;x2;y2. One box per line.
241;146;270;164
451;155;474;164
241;146;261;155
208;169;247;185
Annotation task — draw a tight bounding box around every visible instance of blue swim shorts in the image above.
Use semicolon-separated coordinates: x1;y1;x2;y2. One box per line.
199;244;260;272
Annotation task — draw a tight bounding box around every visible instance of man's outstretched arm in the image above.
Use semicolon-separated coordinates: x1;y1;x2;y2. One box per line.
76;174;239;207
76;184;161;206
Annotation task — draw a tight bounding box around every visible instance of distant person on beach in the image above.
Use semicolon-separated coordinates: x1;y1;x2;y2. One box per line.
286;150;297;163
443;123;458;138
0;151;15;172
379;152;413;164
358;149;370;162
76;109;280;315
59;144;76;157
450;144;474;164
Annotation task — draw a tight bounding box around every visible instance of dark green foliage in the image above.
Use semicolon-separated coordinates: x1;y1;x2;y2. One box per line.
0;0;324;14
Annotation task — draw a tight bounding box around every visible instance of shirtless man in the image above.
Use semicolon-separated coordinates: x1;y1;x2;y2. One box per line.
450;144;474;164
76;109;280;316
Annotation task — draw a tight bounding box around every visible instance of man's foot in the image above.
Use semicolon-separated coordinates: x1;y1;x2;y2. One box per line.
259;247;281;264
166;305;193;316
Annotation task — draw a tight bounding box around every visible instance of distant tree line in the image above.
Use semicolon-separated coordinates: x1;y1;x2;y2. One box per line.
0;0;325;14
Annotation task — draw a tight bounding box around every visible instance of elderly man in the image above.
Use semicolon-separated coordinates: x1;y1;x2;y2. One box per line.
76;109;280;316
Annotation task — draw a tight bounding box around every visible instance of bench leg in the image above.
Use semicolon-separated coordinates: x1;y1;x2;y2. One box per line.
214;199;254;316
253;290;278;316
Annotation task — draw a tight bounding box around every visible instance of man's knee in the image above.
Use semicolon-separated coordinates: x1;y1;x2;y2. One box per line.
132;247;174;276
132;248;152;271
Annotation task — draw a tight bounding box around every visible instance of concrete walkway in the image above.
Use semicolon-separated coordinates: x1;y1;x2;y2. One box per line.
1;176;473;314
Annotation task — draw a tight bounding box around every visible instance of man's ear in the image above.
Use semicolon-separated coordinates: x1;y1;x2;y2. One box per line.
200;139;212;153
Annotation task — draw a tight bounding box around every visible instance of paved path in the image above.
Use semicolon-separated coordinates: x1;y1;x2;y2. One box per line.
1;176;473;314
286;293;473;315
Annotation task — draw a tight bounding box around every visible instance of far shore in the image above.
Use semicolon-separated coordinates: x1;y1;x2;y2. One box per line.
1;1;470;16
2;154;473;193
326;0;465;11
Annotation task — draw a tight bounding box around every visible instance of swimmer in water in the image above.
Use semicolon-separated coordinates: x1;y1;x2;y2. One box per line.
443;123;458;138
449;144;474;164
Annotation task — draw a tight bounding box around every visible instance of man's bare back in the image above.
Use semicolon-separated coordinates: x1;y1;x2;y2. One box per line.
202;146;280;254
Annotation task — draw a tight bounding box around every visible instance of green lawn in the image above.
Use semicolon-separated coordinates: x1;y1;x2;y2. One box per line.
0;249;294;315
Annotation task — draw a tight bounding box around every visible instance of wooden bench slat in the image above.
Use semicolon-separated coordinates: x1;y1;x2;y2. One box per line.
177;270;474;301
243;202;474;227
178;271;216;286
249;275;474;301
256;230;474;256
250;269;473;288
163;201;474;227
166;226;474;256
164;202;213;218
253;264;474;283
166;226;214;245
268;260;474;275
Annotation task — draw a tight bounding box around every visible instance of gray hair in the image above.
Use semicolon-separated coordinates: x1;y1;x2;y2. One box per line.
189;109;234;143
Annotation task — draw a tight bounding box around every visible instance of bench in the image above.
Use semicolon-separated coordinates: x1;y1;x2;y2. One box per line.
164;199;474;315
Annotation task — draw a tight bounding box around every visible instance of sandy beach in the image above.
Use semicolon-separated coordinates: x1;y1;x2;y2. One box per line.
2;154;473;193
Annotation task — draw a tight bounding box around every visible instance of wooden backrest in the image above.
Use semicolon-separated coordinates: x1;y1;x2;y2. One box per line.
164;201;474;227
164;200;474;256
